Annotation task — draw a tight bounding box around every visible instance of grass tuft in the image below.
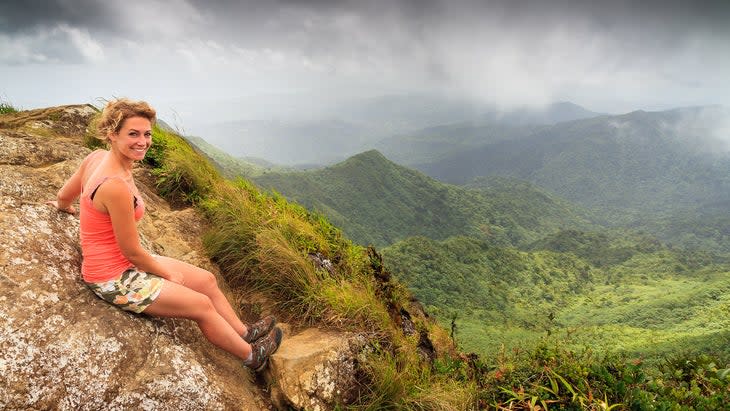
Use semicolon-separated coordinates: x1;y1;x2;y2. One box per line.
253;226;323;317
0;100;18;114
355;349;477;410
316;277;392;331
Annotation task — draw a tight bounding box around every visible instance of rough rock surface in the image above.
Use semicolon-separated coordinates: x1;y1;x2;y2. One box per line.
266;328;367;411
0;105;265;410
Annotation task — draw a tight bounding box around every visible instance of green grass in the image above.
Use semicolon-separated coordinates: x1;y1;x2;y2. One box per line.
353;349;477;410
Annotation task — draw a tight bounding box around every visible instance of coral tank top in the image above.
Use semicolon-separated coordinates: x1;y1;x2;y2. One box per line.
80;176;145;282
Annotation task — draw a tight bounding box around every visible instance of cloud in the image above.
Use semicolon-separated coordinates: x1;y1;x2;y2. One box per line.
0;34;50;64
0;24;104;65
59;24;105;63
1;0;729;115
0;0;117;34
668;106;730;153
174;0;730;110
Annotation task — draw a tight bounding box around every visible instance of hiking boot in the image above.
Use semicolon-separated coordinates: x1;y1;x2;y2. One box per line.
242;315;277;343
245;326;283;372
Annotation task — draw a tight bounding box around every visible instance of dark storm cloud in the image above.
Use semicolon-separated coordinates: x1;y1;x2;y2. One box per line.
1;0;728;113
185;0;730;36
169;0;730;80
3;0;728;42
0;0;119;34
3;0;728;58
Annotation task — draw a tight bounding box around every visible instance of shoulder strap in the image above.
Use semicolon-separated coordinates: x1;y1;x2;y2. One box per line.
88;176;125;201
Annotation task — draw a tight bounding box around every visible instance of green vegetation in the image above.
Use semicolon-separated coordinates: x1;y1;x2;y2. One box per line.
383;235;595;354
382;234;730;359
526;229;663;267
193;131;730;407
472;341;730;409
411;108;730;225
636;203;730;254
184;135;271;178
357;349;476;410
0;99;19;114
84;123;473;409
253;150;595;248
375;121;537;165
380;232;730;408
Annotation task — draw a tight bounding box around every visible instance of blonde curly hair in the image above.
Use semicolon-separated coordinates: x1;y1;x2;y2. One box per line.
96;98;156;142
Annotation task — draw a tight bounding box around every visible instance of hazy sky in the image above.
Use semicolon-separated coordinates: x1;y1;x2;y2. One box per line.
2;0;729;129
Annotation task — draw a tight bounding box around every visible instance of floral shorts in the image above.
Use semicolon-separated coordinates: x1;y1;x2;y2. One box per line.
85;268;164;314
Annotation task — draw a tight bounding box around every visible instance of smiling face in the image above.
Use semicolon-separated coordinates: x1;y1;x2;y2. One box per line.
109;116;152;161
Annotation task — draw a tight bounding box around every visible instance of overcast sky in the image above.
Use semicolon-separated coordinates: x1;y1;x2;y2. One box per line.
1;0;729;130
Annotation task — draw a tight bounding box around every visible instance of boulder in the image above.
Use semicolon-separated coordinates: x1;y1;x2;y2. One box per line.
266;328;367;411
0;106;265;410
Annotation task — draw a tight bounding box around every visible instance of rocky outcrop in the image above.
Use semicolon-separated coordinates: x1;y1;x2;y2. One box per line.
0;106;264;410
0;105;379;411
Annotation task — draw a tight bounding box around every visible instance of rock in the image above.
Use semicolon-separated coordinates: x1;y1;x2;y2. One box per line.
265;328;366;411
308;253;334;275
0;106;265;410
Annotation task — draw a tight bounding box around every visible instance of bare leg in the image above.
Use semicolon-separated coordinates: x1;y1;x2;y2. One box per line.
154;256;248;336
143;280;252;360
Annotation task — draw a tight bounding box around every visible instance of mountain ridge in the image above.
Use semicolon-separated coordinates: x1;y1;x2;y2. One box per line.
408;105;730;221
252;149;595;247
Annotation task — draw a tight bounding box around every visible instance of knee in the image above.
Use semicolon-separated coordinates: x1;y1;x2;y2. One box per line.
200;270;218;291
190;293;216;319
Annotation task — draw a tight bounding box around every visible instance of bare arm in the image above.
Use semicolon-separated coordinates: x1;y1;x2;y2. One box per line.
99;179;184;285
53;168;83;213
49;150;105;214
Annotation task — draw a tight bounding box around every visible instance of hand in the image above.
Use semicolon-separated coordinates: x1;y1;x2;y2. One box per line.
46;200;77;214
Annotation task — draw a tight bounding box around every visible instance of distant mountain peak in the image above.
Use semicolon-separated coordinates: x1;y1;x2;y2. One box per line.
350;149;387;160
335;149;394;167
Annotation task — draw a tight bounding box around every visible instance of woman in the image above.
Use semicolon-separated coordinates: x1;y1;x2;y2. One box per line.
48;98;282;371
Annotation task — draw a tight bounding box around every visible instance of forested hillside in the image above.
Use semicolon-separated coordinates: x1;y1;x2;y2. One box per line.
633;201;730;253
375;121;538;165
185;135;270;178
408;107;730;222
382;234;730;361
252;150;595;247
